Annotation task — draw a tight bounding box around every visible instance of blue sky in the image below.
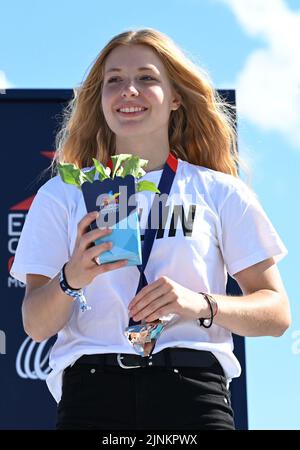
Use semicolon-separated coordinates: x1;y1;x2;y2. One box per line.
1;0;299;429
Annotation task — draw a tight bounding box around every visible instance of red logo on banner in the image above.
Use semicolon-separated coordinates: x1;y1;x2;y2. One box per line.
40;151;55;159
10;195;35;211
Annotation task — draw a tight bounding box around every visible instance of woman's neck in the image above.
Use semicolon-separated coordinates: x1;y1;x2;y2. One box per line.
115;145;170;173
143;159;166;172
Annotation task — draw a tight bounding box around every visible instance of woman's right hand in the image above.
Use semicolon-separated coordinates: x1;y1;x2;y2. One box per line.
64;211;128;289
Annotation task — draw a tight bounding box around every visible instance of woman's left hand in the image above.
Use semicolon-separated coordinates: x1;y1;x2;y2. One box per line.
128;276;208;322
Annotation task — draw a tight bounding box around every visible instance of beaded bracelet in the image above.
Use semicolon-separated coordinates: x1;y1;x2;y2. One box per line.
198;293;218;328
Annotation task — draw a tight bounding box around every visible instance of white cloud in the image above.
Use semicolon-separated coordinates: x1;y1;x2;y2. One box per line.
0;70;14;91
217;0;300;149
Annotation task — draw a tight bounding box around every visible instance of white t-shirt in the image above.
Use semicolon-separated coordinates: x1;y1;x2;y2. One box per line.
10;158;288;403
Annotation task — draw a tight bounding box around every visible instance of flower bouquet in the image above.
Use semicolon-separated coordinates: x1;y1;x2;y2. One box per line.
58;154;160;266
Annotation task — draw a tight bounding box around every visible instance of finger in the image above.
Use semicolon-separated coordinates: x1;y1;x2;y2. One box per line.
131;292;169;321
129;283;170;315
92;259;128;276
81;227;112;250
85;240;113;261
75;211;99;244
144;298;175;323
129;277;165;305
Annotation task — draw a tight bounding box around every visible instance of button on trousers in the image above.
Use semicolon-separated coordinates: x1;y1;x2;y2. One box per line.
56;359;235;430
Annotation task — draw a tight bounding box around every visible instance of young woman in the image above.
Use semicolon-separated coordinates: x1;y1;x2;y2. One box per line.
10;28;290;430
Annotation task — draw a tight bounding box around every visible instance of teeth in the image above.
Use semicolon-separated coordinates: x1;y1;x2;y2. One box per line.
119;107;146;113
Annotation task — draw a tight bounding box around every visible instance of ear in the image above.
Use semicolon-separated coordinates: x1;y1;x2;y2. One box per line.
171;91;182;111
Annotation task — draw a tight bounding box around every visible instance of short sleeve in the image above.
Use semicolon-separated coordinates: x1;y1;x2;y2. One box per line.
218;179;288;278
10;187;70;285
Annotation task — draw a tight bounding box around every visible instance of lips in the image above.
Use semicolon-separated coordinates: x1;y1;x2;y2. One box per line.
115;104;148;112
116;107;149;117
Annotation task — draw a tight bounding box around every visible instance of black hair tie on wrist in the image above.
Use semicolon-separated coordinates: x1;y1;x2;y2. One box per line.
62;262;82;291
198;293;218;328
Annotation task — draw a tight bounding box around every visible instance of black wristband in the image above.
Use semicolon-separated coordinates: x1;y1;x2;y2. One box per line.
198;293;217;328
61;262;82;291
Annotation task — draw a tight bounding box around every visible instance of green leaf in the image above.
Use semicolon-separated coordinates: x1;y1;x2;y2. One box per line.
105;166;111;177
92;158;109;181
110;154;132;178
122;156;148;178
57;163;82;187
58;156;160;195
115;165;124;177
83;167;97;183
136;180;161;193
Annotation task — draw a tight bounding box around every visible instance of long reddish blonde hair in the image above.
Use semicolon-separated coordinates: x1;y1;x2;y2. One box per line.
51;28;249;179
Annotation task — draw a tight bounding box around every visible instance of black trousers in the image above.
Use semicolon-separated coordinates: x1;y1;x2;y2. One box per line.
56;353;235;430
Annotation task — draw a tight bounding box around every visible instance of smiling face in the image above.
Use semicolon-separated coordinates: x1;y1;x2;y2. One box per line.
101;44;180;141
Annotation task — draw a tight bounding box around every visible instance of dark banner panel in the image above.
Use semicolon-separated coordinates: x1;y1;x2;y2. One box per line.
0;89;247;429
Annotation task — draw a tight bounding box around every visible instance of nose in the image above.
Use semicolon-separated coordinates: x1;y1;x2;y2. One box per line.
121;81;139;98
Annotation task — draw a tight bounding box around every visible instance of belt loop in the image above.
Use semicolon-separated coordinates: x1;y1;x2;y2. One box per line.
164;348;172;369
101;354;107;369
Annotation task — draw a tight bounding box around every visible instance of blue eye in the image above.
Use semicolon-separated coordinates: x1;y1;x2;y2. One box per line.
140;76;155;81
107;77;120;83
107;75;156;84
